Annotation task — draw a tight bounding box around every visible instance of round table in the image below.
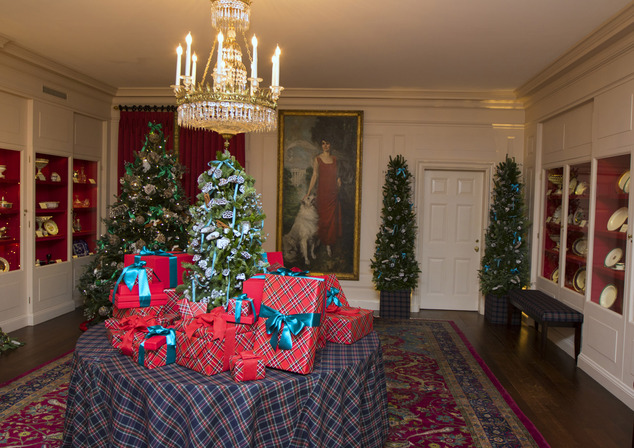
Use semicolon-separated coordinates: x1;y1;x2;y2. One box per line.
62;324;388;448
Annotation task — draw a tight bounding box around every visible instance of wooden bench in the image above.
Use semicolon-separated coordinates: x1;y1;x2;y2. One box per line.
507;289;584;361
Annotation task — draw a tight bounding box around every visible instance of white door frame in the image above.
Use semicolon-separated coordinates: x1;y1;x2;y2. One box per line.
414;160;494;314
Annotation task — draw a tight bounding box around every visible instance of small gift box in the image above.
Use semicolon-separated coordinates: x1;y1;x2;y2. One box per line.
263;251;284;272
106;314;160;346
230;351;266;382
114;326;177;369
110;258;168;309
164;288;184;315
325;306;374;345
241;275;265;315
124;249;193;288
111;286;169;309
322;274;349;311
174;312;236;376
253;271;325;374
217;293;258;325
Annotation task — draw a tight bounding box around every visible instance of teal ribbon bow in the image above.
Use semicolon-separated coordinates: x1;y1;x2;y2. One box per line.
112;258;152;307
140;247;178;287
270;267;309;277
230;293;257;323
138;325;176;367
326;287;342;308
260;304;321;351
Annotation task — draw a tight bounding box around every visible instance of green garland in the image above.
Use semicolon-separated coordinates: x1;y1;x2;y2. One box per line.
0;327;23;353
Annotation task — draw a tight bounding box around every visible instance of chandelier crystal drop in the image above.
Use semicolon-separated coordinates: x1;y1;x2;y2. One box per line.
173;0;283;146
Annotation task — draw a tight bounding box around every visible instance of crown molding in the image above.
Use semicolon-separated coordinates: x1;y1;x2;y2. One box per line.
516;3;634;100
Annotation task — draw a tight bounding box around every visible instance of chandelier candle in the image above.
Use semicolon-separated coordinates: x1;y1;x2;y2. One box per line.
175;45;182;86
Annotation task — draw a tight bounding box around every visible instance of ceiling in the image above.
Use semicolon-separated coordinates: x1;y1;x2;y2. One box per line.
0;0;632;94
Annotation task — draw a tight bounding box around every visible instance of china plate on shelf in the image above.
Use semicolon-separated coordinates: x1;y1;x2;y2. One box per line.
625;177;630;194
575;181;589;195
604;247;623;267
0;256;9;272
572;238;588;256
618;170;630;192
43;219;59;236
607;207;628;231
551;268;559;283
599;284;618;309
553;205;562;223
573;268;586;293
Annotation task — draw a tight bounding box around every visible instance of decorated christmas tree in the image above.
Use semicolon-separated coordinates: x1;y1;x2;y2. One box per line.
371;155;420;291
78;123;191;321
478;156;530;297
178;150;266;310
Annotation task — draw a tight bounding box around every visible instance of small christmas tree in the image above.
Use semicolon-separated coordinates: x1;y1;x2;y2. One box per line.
478;156;530;297
178;150;266;310
78;122;191;321
371;155;420;291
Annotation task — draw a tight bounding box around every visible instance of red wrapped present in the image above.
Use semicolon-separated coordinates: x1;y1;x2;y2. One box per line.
235;328;255;352
106;314;160;346
174;312;236;376
217;293;258;325
253;272;325;374
325;306;374;345
264;251;284;272
111;284;168;309
176;298;208;318
112;304;165;320
112;325;177;369
322;274;349;311
124;249;193;288
241;275;265;316
230;351;266;382
164;289;184;315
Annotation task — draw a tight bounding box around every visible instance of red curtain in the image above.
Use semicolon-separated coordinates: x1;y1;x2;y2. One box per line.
178;128;245;203
117;110;175;184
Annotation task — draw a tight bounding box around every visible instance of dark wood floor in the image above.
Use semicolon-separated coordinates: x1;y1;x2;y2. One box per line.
2;307;633;447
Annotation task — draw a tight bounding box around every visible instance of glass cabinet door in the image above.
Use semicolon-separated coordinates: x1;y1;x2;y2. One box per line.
564;162;591;294
542;167;564;283
0;148;21;272
72;158;98;257
591;154;630;315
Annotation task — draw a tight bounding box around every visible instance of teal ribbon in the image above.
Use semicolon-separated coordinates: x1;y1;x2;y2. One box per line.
260;305;321;351
270;267;309;277
111;258;151;307
230;293;256;323
326;287;342;308
396;167;406;177
138;325;176;367
140;247;178;287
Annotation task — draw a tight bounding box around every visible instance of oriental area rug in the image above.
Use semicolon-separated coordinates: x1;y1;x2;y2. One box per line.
0;319;549;448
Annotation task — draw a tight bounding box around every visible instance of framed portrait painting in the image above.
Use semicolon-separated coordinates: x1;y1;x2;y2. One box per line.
277;110;363;280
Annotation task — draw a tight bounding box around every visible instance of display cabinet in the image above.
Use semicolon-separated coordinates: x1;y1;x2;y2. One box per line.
590;154;630;315
542;167;564;284
35;152;69;266
72;158;98;257
0;148;21;272
563;162;591;295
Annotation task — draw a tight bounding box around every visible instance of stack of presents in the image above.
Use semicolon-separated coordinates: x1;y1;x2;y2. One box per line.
105;250;374;380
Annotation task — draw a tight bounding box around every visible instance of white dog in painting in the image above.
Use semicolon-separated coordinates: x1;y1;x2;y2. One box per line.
283;195;319;265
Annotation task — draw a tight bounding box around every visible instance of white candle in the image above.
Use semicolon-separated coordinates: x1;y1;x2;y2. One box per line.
251;35;258;80
271;55;276;86
175;45;183;86
217;31;224;74
275;46;281;86
191;53;197;86
185;33;192;77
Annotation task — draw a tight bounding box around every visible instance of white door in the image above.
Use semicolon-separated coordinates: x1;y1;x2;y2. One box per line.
420;170;485;310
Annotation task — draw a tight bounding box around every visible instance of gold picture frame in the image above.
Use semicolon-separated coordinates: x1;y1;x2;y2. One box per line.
277;110;363;280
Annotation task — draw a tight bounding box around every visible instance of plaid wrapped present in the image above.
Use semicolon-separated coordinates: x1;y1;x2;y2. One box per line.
112;304;165;320
173;311;236;376
325;306;374;345
105;314;160;345
176;298;208;318
322;274;350;310
124;249;193;288
253;271;325;374
164;288;184;315
230;351;266;382
112;325;176;369
217;293;258;325
235;327;255;352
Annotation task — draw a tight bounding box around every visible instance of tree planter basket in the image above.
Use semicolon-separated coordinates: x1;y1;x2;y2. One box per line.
485;294;520;325
379;290;411;319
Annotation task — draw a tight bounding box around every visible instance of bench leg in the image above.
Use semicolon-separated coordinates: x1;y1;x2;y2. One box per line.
541;322;548;350
507;303;515;326
574;323;582;363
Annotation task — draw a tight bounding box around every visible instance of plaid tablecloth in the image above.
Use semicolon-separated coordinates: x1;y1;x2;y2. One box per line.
62;324;388;448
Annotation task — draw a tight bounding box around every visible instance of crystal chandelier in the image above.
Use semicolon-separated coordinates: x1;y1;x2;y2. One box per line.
173;0;283;147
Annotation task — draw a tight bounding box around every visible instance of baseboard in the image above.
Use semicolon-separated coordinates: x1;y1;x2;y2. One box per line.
0;315;29;333
578;353;634;410
27;301;76;326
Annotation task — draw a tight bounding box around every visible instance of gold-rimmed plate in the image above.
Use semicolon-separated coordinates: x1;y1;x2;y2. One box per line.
618;170;630;192
607;207;628;231
605;248;623;267
573;268;586;293
552;268;559;284
572;238;588;256
43;219;59;236
0;256;9;272
599;284;618;309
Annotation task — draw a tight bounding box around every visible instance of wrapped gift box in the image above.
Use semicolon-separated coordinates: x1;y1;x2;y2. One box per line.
322;274;350;310
217;294;258;325
325;307;374;345
164;289;184;315
112;326;176;369
176;298;208;318
241;275;265;315
174;312;236;376
112;304;165;320
124;250;193;288
105;314;160;345
263;251;284;272
110;284;169;309
253;273;325;374
230;351;266;382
